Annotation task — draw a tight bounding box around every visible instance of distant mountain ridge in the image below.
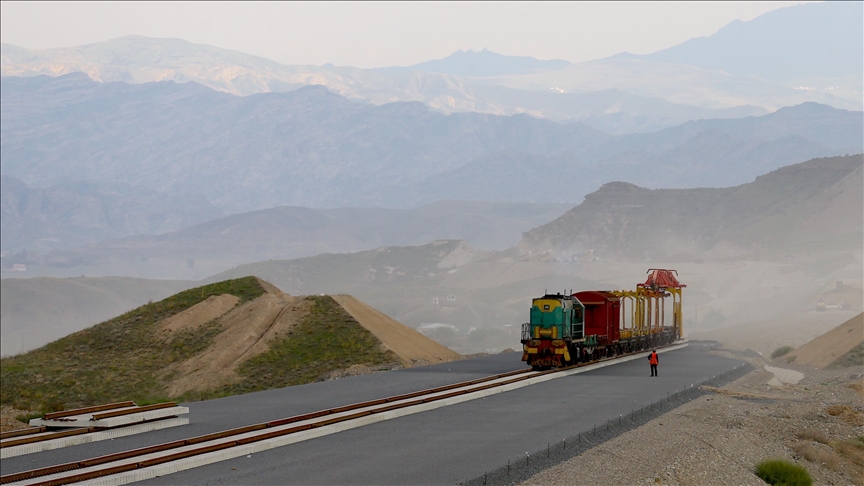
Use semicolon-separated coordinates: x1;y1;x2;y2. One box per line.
3;1;862;126
2;74;860;217
1;175;223;253
18;201;572;279
380;48;571;77
0;38;770;133
622;1;864;82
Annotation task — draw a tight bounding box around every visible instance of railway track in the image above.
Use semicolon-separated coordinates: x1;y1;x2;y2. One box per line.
1;403;181;451
1;403;189;460
2;343;685;486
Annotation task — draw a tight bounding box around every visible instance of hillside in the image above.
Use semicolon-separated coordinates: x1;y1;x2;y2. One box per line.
0;277;457;413
520;154;864;260
2;74;859;216
781;313;864;369
11;201;572;279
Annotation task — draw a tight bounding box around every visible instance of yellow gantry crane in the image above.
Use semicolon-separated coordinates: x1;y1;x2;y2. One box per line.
613;269;686;341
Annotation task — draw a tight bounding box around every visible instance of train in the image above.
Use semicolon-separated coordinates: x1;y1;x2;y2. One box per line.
520;268;685;369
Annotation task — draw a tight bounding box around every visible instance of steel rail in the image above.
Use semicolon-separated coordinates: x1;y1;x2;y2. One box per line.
1;428;96;449
91;402;177;421
0;415;184;450
0;428;48;441
2;343;678;486
43;402;135;421
1;403;180;449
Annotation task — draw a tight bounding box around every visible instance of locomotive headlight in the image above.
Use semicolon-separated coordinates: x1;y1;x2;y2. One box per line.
552;340;564;347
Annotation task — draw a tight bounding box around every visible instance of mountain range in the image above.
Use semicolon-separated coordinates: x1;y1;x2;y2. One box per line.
2;73;860;222
0;37;768;134
1;1;861;128
379;48;571;77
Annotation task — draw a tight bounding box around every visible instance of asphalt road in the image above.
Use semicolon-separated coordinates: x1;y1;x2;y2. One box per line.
2;345;744;484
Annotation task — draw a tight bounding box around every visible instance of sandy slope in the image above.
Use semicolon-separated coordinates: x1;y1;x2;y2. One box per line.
783;312;863;368
165;289;308;396
331;294;461;367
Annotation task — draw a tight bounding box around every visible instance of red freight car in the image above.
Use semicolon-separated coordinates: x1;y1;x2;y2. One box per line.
572;291;621;348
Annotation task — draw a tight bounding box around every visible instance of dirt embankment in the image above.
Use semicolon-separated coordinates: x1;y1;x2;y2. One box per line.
165;288;310;396
159;294;239;336
163;286;459;396
783;312;863;368
330;294;461;367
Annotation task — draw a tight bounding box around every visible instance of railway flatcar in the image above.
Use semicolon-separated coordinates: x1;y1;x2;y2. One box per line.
521;269;685;369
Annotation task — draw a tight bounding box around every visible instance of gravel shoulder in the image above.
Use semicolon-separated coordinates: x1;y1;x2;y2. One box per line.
521;351;864;486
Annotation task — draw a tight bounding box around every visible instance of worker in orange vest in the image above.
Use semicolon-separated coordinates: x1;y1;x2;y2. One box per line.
648;350;659;377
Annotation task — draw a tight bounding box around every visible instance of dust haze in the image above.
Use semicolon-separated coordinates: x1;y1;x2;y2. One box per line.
1;1;862;358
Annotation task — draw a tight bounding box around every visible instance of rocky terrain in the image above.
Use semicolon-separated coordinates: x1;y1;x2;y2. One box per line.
521;154;863;260
522;360;863;485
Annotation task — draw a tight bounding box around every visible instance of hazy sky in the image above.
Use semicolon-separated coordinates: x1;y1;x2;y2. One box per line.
1;1;810;68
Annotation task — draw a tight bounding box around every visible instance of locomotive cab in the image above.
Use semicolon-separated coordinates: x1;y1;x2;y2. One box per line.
521;294;585;369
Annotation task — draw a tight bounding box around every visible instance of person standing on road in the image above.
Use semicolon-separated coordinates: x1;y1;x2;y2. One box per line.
648;350;659;377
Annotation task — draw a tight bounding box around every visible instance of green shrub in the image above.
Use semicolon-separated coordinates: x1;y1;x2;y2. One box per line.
755;459;812;486
771;346;794;359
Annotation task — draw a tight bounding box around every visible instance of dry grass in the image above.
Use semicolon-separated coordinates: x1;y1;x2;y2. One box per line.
793;428;864;476
832;436;864;468
791;442;841;470
797;428;830;444
825;404;864;426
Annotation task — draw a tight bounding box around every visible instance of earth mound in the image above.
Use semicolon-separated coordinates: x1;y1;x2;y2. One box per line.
331;294;461;366
0;277;459;414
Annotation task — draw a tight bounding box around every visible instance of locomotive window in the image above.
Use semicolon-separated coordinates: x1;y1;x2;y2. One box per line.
543;305;550;310
574;307;583;321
